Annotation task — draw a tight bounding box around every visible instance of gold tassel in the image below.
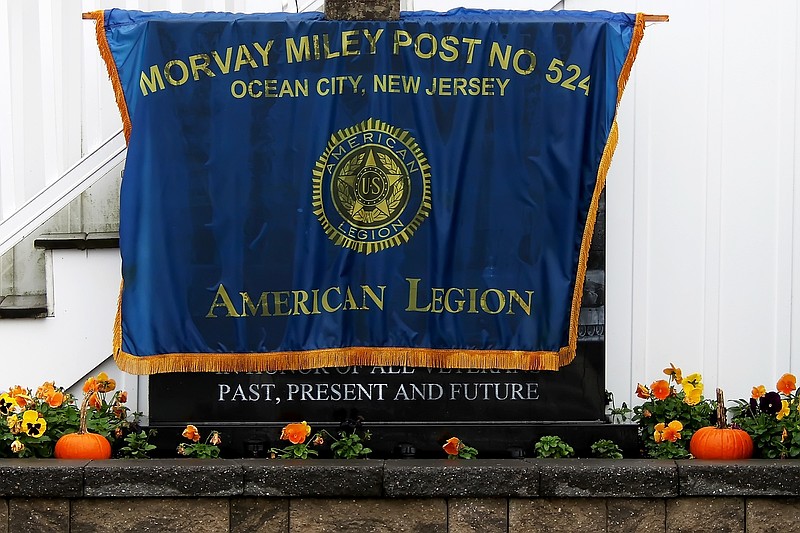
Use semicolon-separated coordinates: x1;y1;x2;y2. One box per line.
84;11;132;143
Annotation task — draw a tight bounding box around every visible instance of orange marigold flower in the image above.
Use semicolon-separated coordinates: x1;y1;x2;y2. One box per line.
651;380;671;400
182;424;201;442
752;385;767;399
280;421;311;444
443;437;461;456
635;383;650;399
777;374;797;395
46;390;64;408
663;363;683;384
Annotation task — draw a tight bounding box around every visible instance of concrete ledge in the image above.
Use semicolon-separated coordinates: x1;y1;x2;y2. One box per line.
242;459;383;497
678;460;800;497
84;459;244;497
536;459;678;498
1;459;800;499
384;459;538;497
0;459;88;497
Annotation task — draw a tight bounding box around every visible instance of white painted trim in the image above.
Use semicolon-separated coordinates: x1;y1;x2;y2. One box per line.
702;0;724;391
776;1;798;374
0;131;126;257
791;2;800;375
0;5;16;219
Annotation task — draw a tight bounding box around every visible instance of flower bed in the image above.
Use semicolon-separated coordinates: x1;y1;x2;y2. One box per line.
2;366;800;461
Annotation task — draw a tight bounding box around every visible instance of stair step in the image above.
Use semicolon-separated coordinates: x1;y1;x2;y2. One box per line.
0;294;48;318
34;232;119;250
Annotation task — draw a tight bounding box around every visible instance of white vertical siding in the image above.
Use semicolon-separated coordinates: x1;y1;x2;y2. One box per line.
585;0;800;406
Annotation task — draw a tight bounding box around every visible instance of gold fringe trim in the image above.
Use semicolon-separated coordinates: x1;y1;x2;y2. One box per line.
114;346;564;375
84;11;132;143
112;280;123;363
561;13;646;369
111;14;648;375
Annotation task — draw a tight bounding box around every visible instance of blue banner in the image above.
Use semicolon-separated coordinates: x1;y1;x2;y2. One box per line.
91;8;644;374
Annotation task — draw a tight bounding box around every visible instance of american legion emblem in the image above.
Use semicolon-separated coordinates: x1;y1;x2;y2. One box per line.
313;119;431;254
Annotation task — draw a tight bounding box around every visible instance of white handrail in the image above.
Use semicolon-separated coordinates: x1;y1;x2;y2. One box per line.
0;130;126;257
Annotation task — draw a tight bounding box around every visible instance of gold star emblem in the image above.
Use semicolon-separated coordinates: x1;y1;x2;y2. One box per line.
337;149;403;220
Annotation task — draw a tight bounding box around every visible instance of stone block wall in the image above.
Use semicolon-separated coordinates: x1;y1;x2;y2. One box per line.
2;459;800;532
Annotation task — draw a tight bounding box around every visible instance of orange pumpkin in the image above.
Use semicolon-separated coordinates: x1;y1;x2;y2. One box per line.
689;388;753;460
54;384;112;459
55;432;111;459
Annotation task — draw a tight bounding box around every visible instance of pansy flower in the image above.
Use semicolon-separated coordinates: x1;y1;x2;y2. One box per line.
777;400;791;420
83;377;98;394
88;392;102;410
635;383;650;399
36;381;56;400
760;392;782;414
651;380;671;400
46;390;65;408
663;363;683;384
0;393;16;416
7;386;30;408
182;424;201;442
10;439;24;454
280;421;311;444
751;385;767;399
96;372;116;393
777;374;797;395
684;386;703;406
21;410;46;438
682;372;702;388
654;421;683;443
443;437;461;456
6;414;20;434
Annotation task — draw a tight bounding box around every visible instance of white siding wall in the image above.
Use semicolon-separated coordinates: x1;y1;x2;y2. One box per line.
586;0;800;407
2;1;800;412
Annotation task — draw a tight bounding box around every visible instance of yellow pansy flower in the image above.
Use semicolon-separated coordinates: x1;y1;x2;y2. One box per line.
21;410;46;438
777;400;791;421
